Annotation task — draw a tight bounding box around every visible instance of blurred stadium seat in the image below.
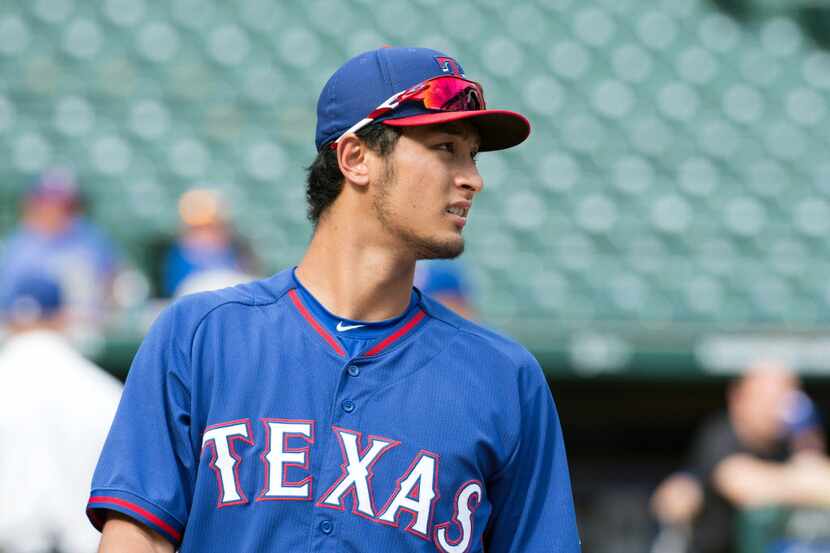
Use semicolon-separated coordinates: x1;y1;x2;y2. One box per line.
3;0;830;366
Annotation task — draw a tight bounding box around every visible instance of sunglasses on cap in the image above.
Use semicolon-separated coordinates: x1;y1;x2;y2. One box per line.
329;75;486;149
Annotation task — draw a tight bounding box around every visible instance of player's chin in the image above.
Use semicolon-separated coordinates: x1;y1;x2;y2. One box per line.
417;233;465;260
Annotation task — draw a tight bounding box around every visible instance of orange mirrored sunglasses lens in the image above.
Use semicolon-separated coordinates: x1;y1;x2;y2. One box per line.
416;77;486;111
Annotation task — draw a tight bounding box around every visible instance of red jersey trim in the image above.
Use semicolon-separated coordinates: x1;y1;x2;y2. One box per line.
87;496;183;542
362;309;427;357
288;289;347;357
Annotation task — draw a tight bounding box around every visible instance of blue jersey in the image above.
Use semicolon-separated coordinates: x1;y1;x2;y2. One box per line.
87;268;580;552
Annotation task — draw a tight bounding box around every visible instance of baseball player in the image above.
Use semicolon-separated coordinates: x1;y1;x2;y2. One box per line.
88;46;581;552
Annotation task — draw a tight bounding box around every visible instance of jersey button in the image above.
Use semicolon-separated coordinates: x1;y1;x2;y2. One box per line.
342;399;356;413
319;519;333;535
347;365;360;377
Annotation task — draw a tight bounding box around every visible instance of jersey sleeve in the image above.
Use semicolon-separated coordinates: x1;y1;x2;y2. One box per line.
483;356;581;553
86;302;197;546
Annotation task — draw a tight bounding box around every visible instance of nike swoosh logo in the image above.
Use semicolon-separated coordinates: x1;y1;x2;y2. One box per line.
336;322;366;332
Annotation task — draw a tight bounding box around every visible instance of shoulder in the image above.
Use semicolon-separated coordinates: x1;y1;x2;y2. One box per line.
691;411;739;458
152;269;296;344
421;294;544;387
129;270;296;381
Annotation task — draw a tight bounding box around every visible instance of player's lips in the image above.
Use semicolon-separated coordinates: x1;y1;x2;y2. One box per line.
445;201;471;228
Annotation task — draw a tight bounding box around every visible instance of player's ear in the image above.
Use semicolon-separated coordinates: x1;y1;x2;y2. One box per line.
336;135;370;188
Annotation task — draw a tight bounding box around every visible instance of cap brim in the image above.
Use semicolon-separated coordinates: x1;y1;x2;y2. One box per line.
382;109;531;152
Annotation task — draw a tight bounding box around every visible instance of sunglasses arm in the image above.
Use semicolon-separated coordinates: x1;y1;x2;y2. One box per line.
330;90;407;148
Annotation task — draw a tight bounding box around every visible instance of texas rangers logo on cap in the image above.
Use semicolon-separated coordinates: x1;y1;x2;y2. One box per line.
434;56;463;76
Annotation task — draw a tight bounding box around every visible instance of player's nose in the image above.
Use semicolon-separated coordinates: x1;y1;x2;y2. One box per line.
456;160;484;195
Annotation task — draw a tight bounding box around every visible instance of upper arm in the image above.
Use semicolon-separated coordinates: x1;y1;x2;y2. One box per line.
483;356;581;553
87;302;197;547
98;511;175;553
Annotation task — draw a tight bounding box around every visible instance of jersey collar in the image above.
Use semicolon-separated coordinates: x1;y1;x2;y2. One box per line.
287;268;428;358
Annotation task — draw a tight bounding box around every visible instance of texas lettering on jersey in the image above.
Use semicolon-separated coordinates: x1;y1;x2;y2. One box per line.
202;419;480;551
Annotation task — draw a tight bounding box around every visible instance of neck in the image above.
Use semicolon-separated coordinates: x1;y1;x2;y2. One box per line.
296;217;416;322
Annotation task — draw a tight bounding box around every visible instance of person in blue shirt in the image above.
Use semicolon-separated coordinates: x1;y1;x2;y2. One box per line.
162;188;258;297
415;259;476;319
0;169;121;329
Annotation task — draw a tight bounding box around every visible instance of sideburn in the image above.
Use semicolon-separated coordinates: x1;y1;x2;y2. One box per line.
371;154;465;261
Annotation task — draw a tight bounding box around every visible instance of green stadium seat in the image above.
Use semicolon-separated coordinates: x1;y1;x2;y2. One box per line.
612;43;654;84
136;21;181;64
676;44;719;85
591;78;636;120
166;137;210;179
238;0;286;33
91;55;141;98
760;17;803;59
5;0;830;330
786;86;826;126
206;24;251;67
127;98;171;141
89;134;133;177
573;6;617;48
764;120;808;161
62;17;105;61
102;0;145;28
30;0;75;25
697;12;743;53
53;95;96;138
637;10;679;51
169;0;219;32
548;39;592;82
803;51;830;90
0;94;15;135
11;130;53;173
505;4;548;47
0;13;30;58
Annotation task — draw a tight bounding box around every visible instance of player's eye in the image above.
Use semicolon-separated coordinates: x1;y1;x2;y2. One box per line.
436;142;455;153
471;150;479;163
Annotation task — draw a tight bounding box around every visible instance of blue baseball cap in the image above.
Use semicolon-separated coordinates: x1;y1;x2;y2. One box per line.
2;272;64;322
315;47;530;152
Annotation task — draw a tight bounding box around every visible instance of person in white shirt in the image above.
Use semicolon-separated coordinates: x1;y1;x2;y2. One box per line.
0;273;122;553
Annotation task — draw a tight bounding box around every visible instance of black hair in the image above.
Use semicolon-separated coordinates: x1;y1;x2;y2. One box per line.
305;124;402;226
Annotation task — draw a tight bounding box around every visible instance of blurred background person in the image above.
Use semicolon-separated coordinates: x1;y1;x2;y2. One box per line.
650;362;826;553
0;272;122;553
414;258;476;319
161;187;259;297
0;168;123;331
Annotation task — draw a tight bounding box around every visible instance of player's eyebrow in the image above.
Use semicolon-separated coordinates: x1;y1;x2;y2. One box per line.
432;123;481;149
